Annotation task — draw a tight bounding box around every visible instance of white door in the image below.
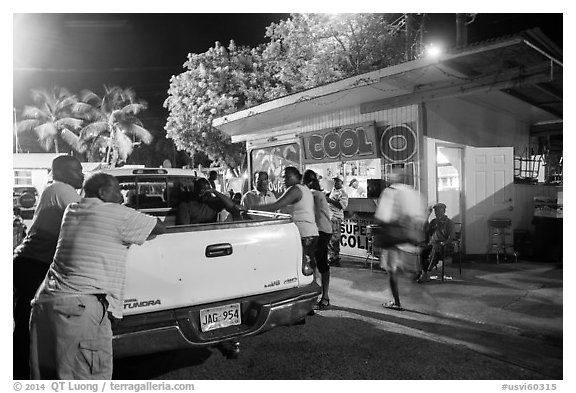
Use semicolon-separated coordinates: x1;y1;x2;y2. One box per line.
464;147;514;255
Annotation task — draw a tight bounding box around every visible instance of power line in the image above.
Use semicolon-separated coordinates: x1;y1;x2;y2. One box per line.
13;65;183;73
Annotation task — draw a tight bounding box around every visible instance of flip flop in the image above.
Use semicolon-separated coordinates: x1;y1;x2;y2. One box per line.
382;301;403;311
315;298;330;310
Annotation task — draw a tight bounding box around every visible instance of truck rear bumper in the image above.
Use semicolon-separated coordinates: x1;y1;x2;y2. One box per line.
113;283;321;358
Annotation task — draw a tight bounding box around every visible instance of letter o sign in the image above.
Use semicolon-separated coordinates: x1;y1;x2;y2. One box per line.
340;128;359;158
324;131;340;159
380;124;417;163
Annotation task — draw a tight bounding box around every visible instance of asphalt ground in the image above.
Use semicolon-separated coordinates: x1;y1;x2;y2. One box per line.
114;257;565;382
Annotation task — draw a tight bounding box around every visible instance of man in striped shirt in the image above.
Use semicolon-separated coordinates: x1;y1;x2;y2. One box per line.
326;176;349;267
29;173;165;380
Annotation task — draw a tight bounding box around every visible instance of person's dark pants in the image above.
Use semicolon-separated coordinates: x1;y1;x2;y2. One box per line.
419;243;444;272
315;231;332;274
328;217;342;263
301;236;319;271
13;256;50;380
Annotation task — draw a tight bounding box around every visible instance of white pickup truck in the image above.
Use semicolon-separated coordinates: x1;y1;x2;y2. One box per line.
102;168;320;358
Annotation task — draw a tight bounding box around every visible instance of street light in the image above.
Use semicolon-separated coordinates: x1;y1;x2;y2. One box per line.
425;42;444;58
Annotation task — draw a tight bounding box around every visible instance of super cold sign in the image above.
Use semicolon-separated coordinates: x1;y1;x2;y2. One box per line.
301;122;379;164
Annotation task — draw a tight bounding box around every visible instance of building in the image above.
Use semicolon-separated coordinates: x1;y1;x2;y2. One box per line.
212;29;562;260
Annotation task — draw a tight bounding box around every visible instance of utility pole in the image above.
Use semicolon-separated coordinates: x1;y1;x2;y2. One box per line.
13;107;20;154
405;13;415;61
456;13;468;48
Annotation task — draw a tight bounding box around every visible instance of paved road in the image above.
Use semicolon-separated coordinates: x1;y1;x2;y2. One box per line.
113;261;563;380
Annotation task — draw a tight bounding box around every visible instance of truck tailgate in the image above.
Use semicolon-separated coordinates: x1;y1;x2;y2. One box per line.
122;220;309;315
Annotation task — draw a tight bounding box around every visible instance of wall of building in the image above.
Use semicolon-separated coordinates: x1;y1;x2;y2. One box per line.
425;95;531;153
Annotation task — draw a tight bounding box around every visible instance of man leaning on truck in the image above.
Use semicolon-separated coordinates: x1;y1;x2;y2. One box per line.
29;173;166;380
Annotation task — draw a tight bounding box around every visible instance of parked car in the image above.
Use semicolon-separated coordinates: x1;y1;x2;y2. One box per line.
13;186;39;219
102;167;321;358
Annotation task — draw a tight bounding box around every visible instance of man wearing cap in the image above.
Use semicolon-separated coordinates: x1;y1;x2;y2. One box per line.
326;176;348;267
13;155;84;379
417;202;455;283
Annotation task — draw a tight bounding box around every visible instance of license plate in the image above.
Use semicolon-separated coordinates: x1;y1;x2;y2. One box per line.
200;303;241;332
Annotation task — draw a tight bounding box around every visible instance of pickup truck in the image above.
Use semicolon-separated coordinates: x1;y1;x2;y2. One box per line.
102;168;321;358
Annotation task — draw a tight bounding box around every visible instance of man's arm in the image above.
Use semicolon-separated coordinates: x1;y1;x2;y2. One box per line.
175;202;191;225
326;197;343;210
204;189;239;214
444;219;456;243
151;218;166;235
255;186;302;212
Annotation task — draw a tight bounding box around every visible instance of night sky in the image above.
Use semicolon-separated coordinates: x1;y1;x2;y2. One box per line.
12;13;563;146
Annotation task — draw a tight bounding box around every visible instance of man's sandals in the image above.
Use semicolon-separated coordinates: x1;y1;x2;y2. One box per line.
315;298;330;310
382;301;403;311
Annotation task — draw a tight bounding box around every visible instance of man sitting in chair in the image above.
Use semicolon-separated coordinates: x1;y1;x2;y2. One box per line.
417;203;455;283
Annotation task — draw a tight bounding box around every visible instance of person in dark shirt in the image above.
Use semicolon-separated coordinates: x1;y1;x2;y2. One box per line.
417;203;455;283
13;155;85;379
176;177;241;225
208;170;219;190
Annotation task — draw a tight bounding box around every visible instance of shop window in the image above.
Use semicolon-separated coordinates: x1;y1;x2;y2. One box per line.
250;143;300;198
306;158;381;197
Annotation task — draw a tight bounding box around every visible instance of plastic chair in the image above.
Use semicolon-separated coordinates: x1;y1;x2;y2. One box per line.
437;222;463;281
425;222;462;282
487;218;517;263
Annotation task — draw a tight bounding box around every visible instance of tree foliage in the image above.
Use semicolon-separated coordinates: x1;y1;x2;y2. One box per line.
77;86;153;166
165;14;415;170
164;41;286;169
262;13;408;92
16;87;84;154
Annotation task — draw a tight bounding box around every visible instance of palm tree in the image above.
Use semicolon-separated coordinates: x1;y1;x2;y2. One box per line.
76;86;152;166
16;87;84;154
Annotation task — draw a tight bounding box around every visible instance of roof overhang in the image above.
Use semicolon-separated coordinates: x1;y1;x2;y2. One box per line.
213;29;562;143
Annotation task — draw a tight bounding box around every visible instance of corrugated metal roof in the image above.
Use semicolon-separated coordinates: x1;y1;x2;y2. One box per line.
213;29;562;142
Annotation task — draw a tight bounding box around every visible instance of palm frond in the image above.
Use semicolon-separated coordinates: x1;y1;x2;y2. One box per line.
55;117;83;131
121;103;147;115
115;132;134;160
30;89;51;105
79;122;109;140
16;119;41;133
119;123;153;144
121;87;137;103
56;87;73;100
72;102;96;120
21;105;48;120
35;123;58;140
60;128;86;153
80;90;102;105
56;96;78;113
110;109;126;124
38;134;54;152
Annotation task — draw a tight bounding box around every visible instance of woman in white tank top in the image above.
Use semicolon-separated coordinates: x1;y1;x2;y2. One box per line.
246;166;319;280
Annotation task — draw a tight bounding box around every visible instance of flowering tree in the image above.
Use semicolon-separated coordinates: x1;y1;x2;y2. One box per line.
262;14;411;92
164;41;286;169
165;14;416;169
